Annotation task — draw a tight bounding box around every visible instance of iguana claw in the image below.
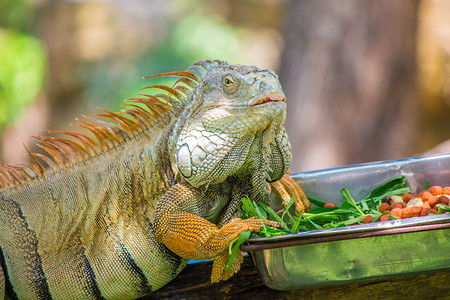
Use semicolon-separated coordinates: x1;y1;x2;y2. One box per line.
270;172;311;214
210;217;279;283
211;250;243;283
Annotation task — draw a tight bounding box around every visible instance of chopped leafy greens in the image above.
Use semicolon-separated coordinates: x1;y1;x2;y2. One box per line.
226;175;412;268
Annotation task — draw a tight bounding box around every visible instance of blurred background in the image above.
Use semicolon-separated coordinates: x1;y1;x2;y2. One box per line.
0;0;449;172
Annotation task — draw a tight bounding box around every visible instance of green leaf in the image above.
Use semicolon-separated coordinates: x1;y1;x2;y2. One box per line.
370;213;382;222
241;197;257;217
389;214;400;220
238;206;248;219
285;208;296;228
340;188;364;215
339;215;366;225
252;201;267;220
308;207;337;214
436;204;450;213
423;180;430;191
360;199;369;212
291;215;303;233
362;176;409;202
260;202;289;231
282;197;295;220
299;213;323;230
307;197;327;207
228;236;240;255
225;231;251;272
302;211;342;224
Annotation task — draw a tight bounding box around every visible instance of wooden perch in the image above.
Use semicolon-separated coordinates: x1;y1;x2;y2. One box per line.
148;255;449;299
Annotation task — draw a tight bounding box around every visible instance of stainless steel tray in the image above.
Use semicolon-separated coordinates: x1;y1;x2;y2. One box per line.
241;154;450;290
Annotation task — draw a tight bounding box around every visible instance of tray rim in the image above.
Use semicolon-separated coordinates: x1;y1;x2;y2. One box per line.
243;213;450;244
241;222;450;252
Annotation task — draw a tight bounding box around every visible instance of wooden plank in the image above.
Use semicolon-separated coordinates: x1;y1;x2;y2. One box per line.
147;256;449;299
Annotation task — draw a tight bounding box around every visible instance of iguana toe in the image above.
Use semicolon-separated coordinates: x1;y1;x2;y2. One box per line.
270;172;311;214
210;251;244;284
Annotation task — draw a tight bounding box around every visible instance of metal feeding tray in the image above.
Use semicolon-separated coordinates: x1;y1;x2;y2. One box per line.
241;153;450;290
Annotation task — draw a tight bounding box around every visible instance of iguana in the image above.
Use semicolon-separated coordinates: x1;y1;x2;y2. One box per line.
0;60;310;300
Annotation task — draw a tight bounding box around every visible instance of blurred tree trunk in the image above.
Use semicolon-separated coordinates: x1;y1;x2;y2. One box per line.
280;0;420;171
38;2;85;134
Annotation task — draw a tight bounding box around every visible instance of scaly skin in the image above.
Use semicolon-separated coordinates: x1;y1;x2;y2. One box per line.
0;60;309;299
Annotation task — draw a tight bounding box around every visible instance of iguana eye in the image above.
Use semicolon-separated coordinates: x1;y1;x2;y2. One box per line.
223;74;239;94
224;76;233;86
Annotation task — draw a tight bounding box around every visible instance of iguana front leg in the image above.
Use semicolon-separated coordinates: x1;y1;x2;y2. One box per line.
153;183;279;282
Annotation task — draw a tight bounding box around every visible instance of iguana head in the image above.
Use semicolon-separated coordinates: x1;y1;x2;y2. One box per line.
176;60;291;188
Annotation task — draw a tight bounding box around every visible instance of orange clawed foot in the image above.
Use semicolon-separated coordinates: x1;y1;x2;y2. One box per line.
270;171;310;214
210;217;280;283
211;250;243;283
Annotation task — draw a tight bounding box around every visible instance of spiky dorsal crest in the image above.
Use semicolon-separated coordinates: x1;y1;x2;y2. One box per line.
0;60;226;189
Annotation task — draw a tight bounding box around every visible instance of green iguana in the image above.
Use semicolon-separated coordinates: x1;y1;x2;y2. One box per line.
0;60;310;300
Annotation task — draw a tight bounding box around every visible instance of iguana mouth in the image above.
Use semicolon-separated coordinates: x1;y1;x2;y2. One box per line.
250;92;286;106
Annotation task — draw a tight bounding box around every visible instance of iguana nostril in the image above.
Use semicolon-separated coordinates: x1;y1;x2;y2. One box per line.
259;81;272;94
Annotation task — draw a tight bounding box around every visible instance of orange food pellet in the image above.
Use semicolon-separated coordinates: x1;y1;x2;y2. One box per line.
428;186;443;196
437;195;450;205
442;186;450;195
422;201;431;210
401;206;421;218
421;191;432;202
363;215;374;224
324;202;336;208
421;207;431;216
402;192;414;202
430;208;439;214
378;203;390;212
390;208;402;219
428;196;438;207
400;202;407;208
379;214;391;222
390;202;403;210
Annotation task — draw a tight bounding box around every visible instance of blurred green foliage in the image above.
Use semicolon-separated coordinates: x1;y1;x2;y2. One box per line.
0;0;31;31
82;13;244;111
0;0;45;131
171;13;241;63
0;30;46;128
